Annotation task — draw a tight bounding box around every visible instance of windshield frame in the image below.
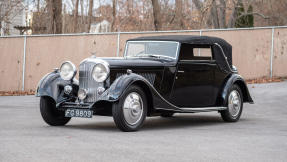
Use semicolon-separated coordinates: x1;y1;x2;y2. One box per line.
124;40;180;60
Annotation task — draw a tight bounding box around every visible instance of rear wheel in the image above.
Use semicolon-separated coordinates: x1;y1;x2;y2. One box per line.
112;85;147;132
40;96;71;126
220;84;243;122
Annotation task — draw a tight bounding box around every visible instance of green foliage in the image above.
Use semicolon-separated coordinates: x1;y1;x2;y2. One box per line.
235;3;254;28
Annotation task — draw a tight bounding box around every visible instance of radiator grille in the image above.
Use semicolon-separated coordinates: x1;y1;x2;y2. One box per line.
79;62;102;102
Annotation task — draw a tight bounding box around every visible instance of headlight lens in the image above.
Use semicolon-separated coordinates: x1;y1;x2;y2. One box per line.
60;61;76;80
92;63;109;82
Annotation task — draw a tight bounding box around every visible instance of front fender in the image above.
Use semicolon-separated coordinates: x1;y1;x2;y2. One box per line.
221;74;254;105
36;71;78;105
99;73;149;101
98;73;178;110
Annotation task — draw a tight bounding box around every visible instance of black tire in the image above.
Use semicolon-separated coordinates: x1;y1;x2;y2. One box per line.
160;112;174;118
40;96;71;126
220;84;243;122
112;85;147;132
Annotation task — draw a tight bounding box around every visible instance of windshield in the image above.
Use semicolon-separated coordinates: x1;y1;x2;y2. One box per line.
125;41;179;59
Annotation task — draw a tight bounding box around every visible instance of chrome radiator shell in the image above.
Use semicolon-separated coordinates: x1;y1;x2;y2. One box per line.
79;59;105;103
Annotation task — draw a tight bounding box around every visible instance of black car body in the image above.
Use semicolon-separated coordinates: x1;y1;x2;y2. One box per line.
36;35;253;131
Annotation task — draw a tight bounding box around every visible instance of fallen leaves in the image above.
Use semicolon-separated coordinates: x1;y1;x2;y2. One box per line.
0;90;35;96
246;77;285;84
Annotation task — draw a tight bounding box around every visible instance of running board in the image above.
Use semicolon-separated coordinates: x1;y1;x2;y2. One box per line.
179;107;227;113
156;107;227;113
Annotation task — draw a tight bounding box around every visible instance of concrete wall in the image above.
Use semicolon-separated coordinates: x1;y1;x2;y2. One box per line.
24;35;118;90
0;27;286;91
273;28;287;77
0;38;24;91
202;29;272;79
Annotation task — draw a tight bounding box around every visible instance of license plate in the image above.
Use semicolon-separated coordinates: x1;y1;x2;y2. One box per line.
65;109;93;118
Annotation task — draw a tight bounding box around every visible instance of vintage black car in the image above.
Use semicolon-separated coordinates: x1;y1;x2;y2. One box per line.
36;35;253;132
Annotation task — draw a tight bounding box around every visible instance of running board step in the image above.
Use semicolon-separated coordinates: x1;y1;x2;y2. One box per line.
179;107;227;113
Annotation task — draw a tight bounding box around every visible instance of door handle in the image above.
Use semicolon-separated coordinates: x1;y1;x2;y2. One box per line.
178;70;185;73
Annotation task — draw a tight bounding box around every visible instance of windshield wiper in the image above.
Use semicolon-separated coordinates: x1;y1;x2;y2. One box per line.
137;54;173;60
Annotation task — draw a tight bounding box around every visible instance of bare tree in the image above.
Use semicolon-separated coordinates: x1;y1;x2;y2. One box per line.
73;0;79;33
46;0;62;34
127;0;133;15
151;0;161;30
37;0;40;11
218;0;226;28
227;0;242;28
87;0;94;32
80;0;84;25
5;0;284;35
175;0;184;29
111;0;117;32
209;0;219;28
46;0;54;33
54;0;62;33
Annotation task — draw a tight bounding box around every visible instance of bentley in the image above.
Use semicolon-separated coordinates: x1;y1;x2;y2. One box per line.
36;35;254;132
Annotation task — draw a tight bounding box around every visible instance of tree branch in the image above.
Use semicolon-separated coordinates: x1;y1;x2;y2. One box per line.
237;12;270;20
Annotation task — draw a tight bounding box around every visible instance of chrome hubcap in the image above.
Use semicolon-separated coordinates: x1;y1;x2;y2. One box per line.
123;92;143;125
228;90;241;117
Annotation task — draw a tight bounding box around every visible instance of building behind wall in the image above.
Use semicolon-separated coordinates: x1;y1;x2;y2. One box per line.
0;0;29;36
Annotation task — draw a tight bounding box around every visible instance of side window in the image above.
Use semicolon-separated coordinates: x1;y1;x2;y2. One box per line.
179;43;213;61
193;47;213;60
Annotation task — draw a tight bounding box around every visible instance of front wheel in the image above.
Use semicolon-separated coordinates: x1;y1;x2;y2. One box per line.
40;96;71;126
112;85;147;132
220;84;243;122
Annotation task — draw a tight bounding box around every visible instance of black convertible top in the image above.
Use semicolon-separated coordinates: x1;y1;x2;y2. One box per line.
128;35;233;65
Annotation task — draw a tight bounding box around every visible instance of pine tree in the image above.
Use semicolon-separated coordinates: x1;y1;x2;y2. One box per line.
235;3;254;28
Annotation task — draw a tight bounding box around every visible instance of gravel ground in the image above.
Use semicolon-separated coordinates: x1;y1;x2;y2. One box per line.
0;81;287;162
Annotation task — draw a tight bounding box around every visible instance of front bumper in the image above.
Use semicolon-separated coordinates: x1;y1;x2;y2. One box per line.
60;102;93;109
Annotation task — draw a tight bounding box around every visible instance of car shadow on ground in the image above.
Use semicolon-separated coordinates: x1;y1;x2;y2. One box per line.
62;114;245;132
142;115;223;131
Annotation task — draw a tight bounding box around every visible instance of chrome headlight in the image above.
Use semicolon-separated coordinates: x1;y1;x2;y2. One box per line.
92;63;109;82
60;61;76;80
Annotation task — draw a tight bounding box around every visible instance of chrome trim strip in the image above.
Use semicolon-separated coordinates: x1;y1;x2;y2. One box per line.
156;107;227;113
214;43;235;72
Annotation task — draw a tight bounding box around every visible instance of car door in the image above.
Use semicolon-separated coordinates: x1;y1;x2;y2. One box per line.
170;44;216;107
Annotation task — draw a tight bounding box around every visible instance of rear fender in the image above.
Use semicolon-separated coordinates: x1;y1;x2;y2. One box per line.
220;74;254;105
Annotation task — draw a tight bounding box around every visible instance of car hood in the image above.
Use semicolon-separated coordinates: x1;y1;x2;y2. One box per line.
100;57;175;68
